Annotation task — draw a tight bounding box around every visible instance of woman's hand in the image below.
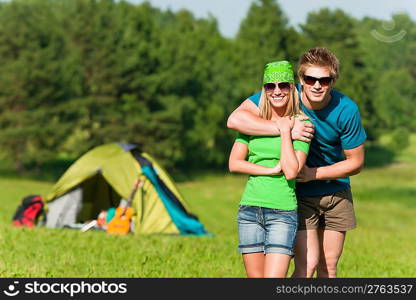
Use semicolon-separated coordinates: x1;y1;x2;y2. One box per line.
269;163;282;175
276;116;295;133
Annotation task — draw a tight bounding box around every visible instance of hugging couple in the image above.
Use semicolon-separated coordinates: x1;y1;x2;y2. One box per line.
228;47;366;278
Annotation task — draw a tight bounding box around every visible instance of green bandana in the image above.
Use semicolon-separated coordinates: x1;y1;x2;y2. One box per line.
263;60;294;84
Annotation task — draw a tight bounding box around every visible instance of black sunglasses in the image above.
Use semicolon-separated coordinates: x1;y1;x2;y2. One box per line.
263;82;291;92
303;75;333;86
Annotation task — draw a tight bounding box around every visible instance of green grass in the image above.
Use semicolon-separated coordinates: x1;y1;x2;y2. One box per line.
1;136;416;277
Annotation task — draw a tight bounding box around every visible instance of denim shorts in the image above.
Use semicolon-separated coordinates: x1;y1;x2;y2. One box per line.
237;205;298;256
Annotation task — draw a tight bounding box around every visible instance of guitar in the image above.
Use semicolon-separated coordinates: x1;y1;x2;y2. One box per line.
106;178;143;235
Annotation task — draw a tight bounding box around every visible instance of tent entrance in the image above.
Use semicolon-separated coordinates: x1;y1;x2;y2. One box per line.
78;172;121;222
45;172;122;228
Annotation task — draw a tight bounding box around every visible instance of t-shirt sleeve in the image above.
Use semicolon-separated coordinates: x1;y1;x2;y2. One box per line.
292;119;311;154
248;91;262;107
340;104;367;149
235;132;250;145
293;140;310;154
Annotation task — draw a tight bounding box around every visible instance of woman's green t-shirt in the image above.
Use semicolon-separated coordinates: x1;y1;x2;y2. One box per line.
236;133;310;210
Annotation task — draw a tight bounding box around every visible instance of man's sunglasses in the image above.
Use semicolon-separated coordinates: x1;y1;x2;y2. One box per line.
263;82;291;92
303;75;333;86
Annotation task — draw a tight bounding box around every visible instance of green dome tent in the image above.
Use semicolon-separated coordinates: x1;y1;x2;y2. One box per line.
44;143;208;235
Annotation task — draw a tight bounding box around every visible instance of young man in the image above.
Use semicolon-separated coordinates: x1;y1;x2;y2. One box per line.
227;47;366;278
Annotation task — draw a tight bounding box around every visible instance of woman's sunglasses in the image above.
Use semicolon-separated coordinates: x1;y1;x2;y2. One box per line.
303;75;333;86
263;82;291;92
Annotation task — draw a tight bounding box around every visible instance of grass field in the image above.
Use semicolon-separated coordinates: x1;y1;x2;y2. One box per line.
0;136;415;278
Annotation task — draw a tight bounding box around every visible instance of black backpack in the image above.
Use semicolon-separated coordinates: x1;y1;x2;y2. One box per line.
12;195;46;227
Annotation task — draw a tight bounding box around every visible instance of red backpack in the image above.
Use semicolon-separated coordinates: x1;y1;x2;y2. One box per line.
12;195;45;227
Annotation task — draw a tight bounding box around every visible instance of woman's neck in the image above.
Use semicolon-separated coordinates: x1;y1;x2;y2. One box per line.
270;107;286;121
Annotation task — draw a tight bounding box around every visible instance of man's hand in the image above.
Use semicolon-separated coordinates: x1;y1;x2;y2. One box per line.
296;165;317;182
292;116;314;142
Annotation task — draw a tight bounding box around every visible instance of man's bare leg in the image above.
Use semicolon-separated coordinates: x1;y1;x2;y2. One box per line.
317;229;346;278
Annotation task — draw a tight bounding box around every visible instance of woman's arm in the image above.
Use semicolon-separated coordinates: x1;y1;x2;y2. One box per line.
279;129;299;180
228;142;281;175
277;116;308;180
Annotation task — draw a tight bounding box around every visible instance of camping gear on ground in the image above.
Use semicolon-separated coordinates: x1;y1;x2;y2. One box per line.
80;206;116;232
107;179;143;235
80;220;98;232
44;143;209;235
96;210;107;228
12;195;45;227
105;207;116;224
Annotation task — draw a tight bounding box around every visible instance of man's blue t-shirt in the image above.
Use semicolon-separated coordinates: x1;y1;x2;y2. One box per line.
248;84;367;197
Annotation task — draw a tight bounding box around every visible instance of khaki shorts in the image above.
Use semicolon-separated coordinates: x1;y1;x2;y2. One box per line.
297;188;356;231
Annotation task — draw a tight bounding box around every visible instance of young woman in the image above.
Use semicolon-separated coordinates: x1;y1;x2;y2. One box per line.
229;61;310;278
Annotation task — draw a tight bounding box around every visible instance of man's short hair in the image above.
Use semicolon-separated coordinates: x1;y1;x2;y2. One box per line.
298;47;340;81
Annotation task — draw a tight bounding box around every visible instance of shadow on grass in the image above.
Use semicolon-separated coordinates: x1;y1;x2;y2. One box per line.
364;144;395;168
168;167;229;183
355;187;416;209
0;159;74;182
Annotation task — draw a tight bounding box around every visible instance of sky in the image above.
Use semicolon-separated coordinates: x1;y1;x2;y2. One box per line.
128;0;416;38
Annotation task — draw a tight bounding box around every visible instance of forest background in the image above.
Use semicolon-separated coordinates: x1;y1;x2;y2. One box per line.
0;0;414;176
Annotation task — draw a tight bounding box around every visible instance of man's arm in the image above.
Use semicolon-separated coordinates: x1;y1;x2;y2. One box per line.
227;99;314;142
227;99;279;135
297;144;365;182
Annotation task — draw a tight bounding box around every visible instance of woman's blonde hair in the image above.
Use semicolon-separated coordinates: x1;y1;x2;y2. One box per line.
258;83;303;120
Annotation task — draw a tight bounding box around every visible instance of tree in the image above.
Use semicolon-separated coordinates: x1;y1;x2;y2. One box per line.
300;8;373;137
234;0;298;97
373;68;416;130
357;14;416;135
0;0;79;169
